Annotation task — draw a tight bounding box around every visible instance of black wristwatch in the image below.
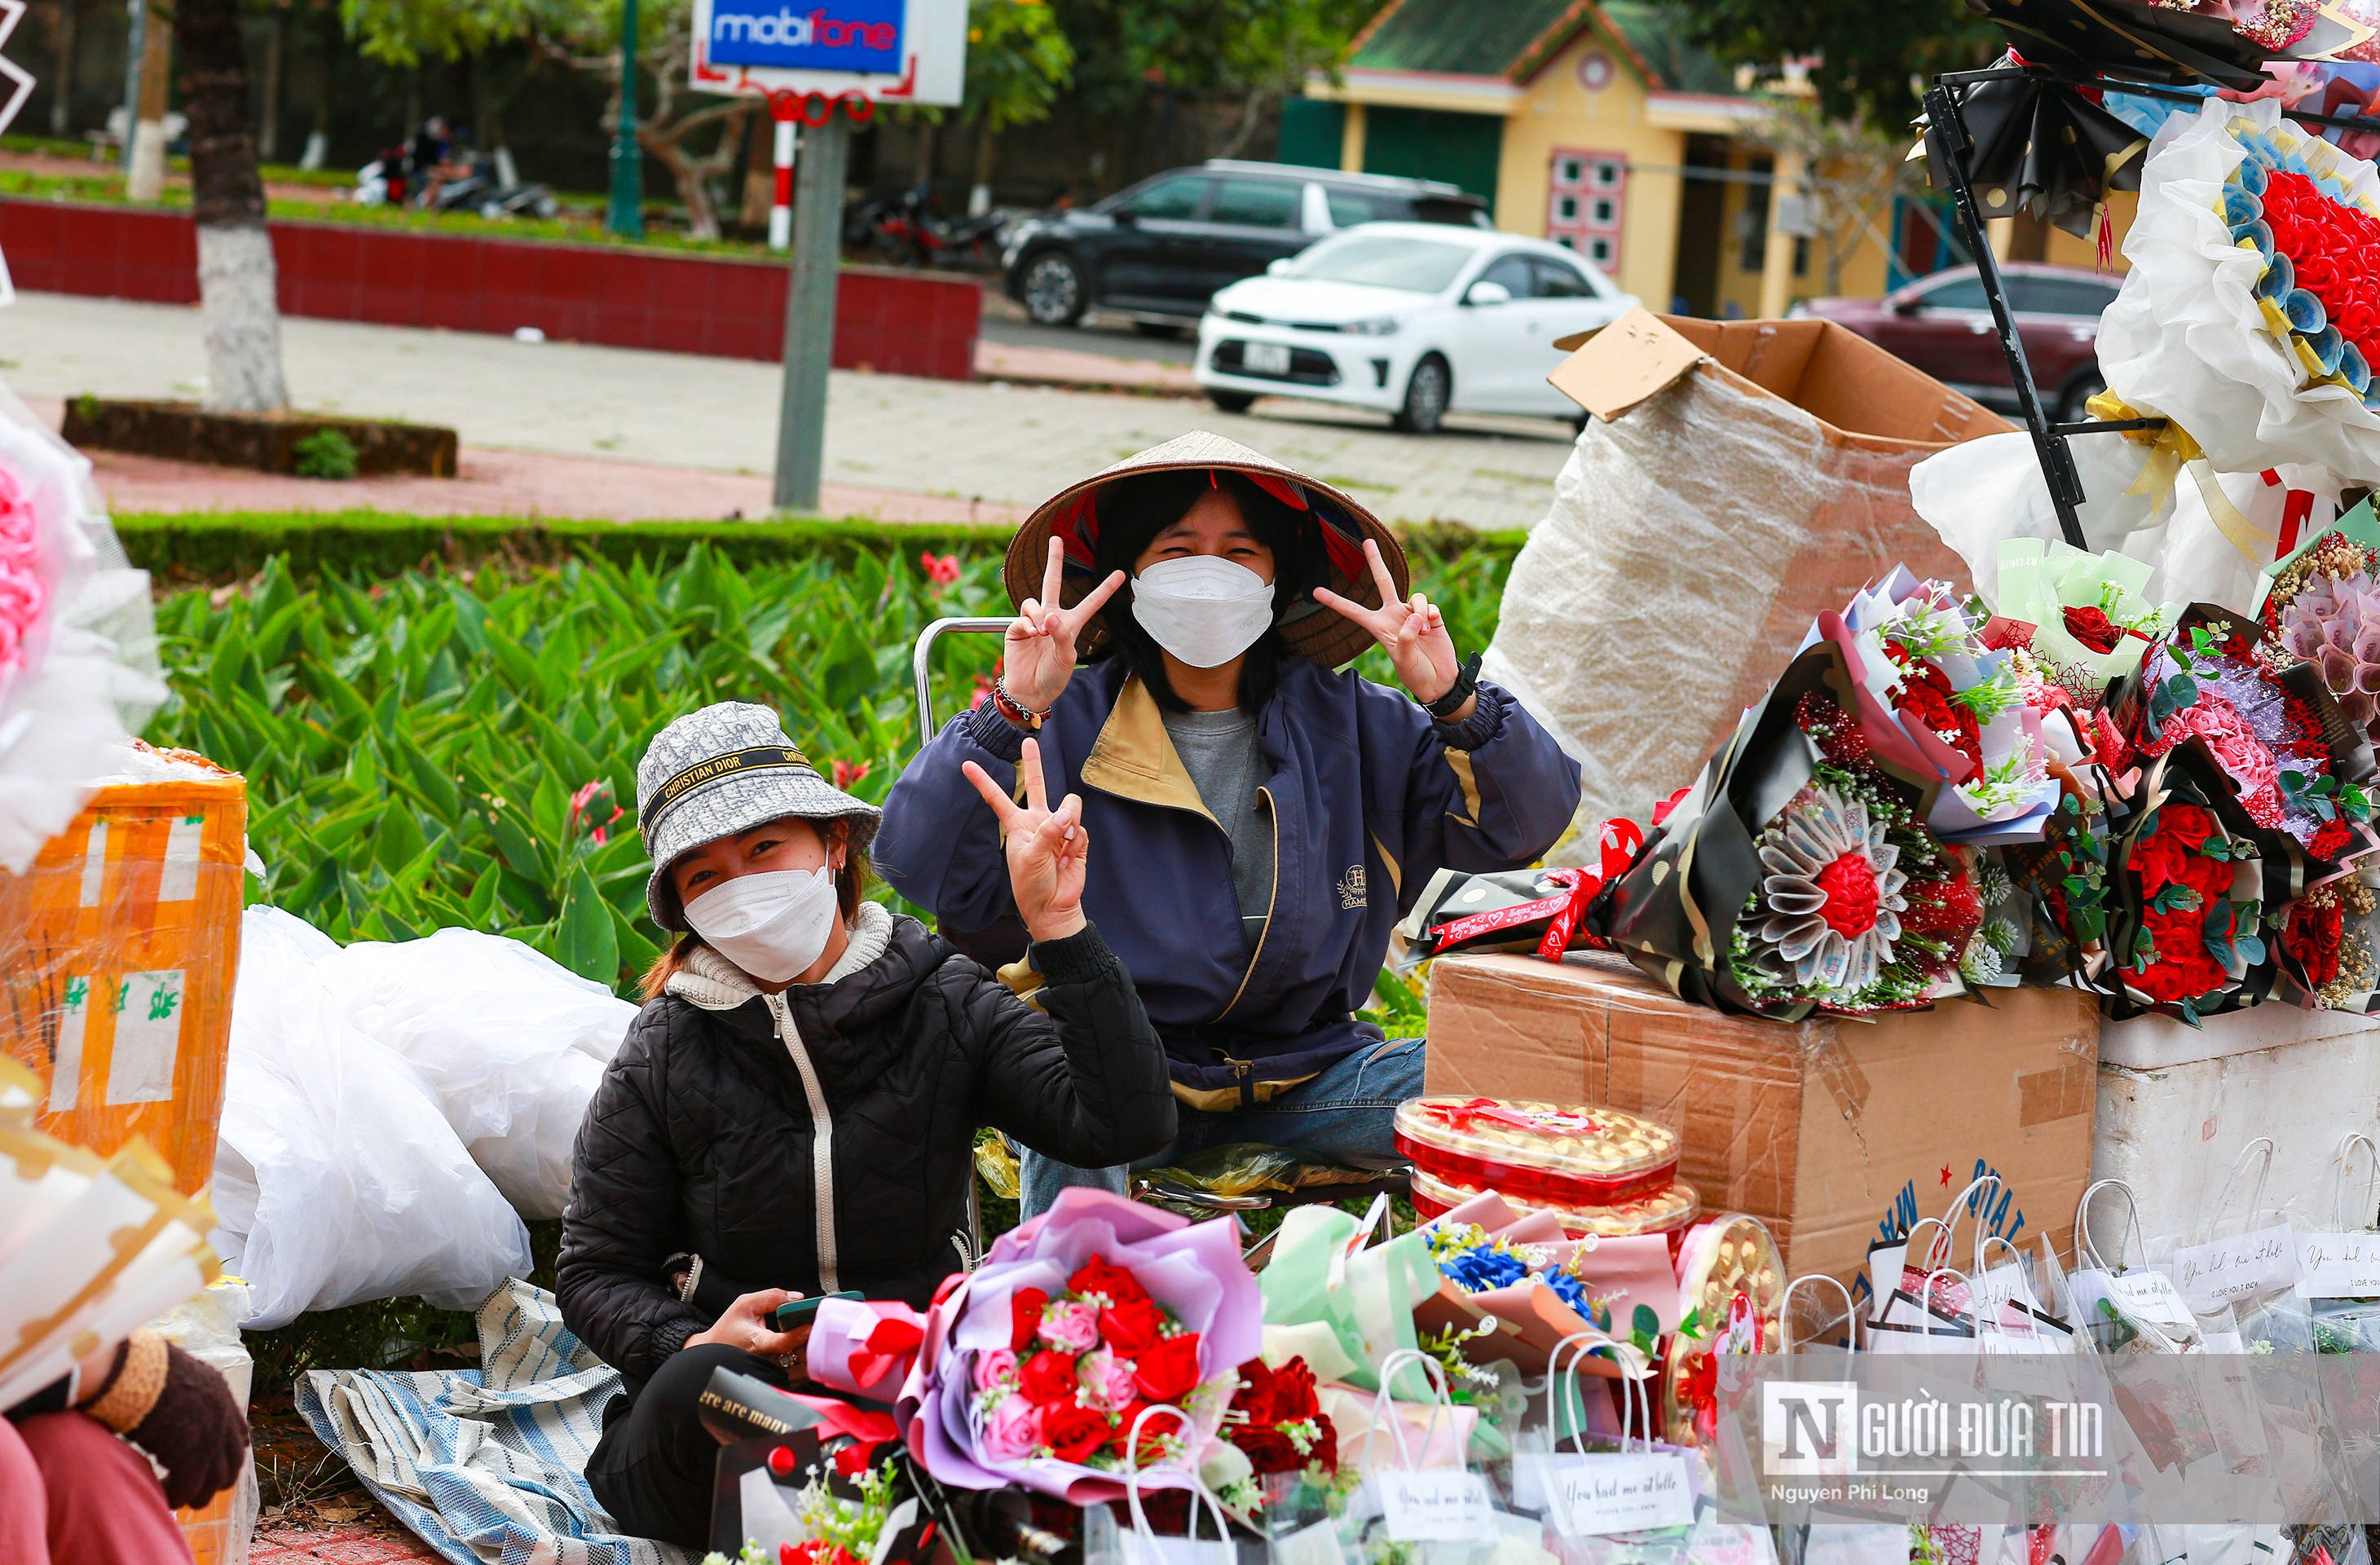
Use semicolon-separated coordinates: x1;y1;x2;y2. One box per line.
1425;653;1483;719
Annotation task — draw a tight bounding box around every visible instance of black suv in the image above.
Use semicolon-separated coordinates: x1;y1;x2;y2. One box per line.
1002;160;1491;330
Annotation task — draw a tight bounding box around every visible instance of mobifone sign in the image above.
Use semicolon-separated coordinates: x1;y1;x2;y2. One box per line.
707;0;903;72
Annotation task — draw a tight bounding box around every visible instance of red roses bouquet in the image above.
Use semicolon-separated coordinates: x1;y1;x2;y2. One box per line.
2105;752;2282;1023
895;1189;1262;1505
972;1254;1208;1470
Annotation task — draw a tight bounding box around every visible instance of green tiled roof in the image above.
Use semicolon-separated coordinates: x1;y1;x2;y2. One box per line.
1598;2;1741;95
1350;0;1578;78
1350;0;1742;95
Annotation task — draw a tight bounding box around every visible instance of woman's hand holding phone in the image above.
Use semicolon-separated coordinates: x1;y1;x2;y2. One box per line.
688;1287;811;1371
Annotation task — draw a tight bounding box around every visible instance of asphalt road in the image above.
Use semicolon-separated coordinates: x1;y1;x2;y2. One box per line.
975;288;1199;364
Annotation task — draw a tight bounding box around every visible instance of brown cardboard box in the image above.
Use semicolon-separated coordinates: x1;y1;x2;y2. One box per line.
1486;311;2012;827
1548;309;2010;448
1421;951;2097;1301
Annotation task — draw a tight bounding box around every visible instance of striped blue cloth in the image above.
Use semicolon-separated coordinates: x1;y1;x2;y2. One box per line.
295;1278;698;1565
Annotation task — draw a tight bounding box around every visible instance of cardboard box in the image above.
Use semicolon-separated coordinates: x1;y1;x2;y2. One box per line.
2096;1012;2380;1256
1548;310;2010;447
1487;311;2012;827
1421;952;2098;1301
0;750;246;1193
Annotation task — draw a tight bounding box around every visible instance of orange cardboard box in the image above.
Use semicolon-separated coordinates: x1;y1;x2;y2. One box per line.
1421;952;2097;1301
0;751;246;1193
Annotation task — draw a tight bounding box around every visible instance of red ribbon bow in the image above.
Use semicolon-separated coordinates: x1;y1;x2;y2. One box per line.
845;1314;924;1387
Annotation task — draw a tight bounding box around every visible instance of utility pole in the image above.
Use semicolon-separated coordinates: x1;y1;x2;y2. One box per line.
773;107;848;512
606;0;642;237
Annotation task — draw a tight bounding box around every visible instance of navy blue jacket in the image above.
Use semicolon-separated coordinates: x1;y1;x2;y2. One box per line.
873;657;1582;1107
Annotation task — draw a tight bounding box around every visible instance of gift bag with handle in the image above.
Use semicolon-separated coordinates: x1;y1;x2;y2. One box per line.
1776;1277;1912;1565
1082;1407;1240;1565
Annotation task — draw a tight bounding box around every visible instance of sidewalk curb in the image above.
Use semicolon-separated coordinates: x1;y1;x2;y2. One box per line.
970;369;1204;401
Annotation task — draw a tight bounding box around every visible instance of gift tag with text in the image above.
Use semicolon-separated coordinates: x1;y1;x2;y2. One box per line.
2101;1268;2197;1331
2157;1224;2298;1312
2295;1231;2380;1299
1543;1453;1696;1537
1377;1470;1493;1542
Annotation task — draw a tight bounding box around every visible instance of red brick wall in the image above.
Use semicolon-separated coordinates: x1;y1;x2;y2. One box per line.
0;199;980;381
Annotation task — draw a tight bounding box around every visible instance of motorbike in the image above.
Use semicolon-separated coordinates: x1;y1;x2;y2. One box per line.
844;183;1007;271
352;150;560;221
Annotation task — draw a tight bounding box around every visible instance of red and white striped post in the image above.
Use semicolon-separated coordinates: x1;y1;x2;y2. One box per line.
768;90;799;252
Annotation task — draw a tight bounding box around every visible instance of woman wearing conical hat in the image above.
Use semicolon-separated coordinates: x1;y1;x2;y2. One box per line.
875;431;1582;1215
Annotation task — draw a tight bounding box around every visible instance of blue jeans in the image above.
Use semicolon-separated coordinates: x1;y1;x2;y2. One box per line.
1019;1035;1426;1219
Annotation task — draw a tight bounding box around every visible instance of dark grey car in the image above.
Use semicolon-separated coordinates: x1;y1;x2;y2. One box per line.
1002;159;1490;331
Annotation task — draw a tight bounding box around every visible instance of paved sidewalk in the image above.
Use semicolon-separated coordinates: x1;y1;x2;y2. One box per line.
0;292;1571;528
46;417;1029;524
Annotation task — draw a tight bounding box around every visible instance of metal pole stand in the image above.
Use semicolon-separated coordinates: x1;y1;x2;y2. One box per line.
773;101;854;514
1922;73;2091;550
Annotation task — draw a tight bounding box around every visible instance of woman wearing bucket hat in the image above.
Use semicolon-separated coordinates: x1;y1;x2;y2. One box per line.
556;702;1174;1546
875;432;1581;1216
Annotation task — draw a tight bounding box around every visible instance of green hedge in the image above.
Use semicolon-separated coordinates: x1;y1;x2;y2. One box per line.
115;511;1529;587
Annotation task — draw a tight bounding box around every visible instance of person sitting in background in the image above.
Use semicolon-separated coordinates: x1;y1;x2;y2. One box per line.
2;1327;249;1565
872;432;1582;1219
558;701;1173;1547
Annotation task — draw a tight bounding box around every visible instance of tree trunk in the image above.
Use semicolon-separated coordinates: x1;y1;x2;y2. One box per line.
639;100;752;241
300;1;333;170
911;117;934;191
125;2;171;201
49;0;76;137
967;124;993;216
258;1;287;161
739;107;772;229
177;0;288;412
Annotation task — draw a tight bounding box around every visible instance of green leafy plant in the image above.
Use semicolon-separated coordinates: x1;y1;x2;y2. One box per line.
292;430;360;480
148;538;1510;994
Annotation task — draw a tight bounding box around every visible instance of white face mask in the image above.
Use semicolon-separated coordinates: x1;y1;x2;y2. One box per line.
1130;555;1276;669
682;866;840;983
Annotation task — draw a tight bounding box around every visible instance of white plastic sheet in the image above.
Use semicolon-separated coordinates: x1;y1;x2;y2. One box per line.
213;908;533;1328
1483;373;1971;830
323;928;635;1219
1909;430;2343;613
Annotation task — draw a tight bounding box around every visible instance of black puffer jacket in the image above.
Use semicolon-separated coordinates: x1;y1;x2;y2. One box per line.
556;912;1175;1390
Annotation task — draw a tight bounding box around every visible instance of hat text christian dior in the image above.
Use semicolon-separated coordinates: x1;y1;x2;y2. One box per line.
1761;1383;2104;1475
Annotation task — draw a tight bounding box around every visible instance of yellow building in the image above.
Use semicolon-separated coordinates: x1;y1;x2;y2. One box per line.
1280;0;2133;316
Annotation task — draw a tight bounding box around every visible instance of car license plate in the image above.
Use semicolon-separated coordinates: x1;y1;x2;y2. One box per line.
1243;342;1292;377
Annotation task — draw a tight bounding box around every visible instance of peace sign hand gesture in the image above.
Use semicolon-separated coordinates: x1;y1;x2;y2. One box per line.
1003;538;1126;716
960;738;1091;944
1311;538;1472;718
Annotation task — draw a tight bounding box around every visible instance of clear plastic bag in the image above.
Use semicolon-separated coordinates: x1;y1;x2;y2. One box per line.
212;907;531;1327
320;927;635;1219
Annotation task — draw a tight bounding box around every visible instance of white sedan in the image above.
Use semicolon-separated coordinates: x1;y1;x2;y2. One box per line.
1193;223;1637;433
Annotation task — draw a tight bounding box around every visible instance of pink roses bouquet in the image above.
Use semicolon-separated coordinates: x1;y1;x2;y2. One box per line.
812;1189;1261;1505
